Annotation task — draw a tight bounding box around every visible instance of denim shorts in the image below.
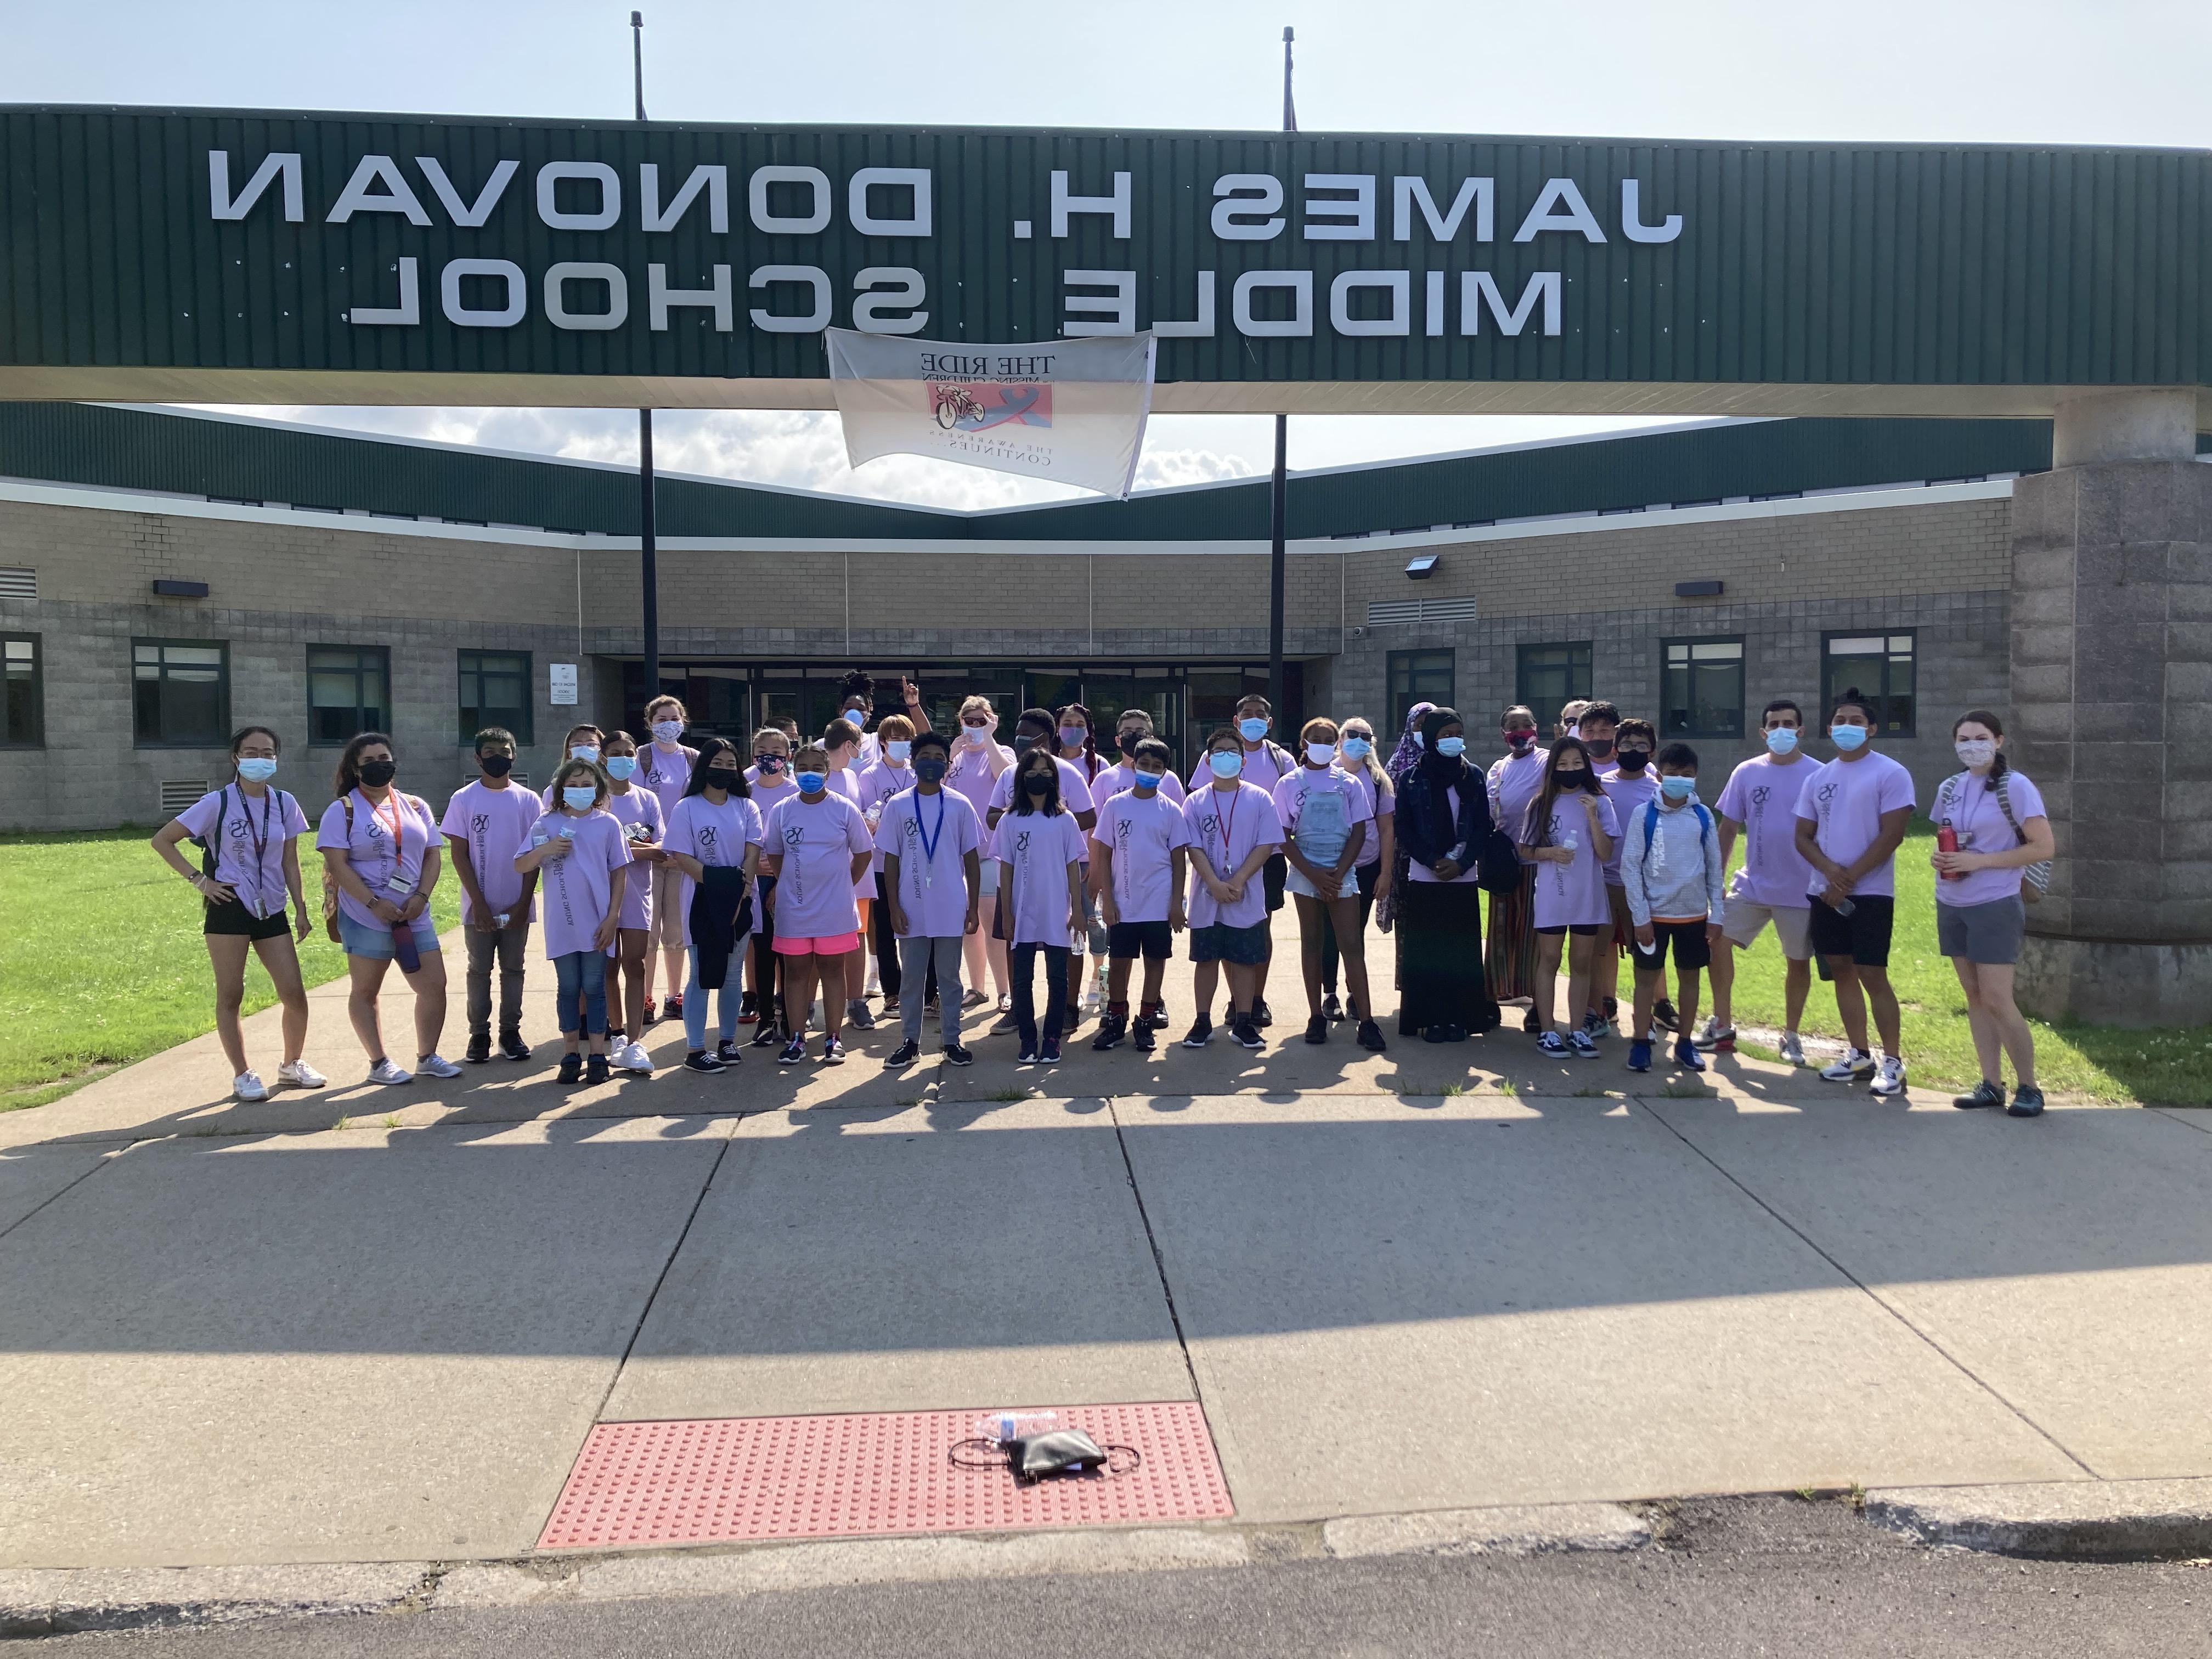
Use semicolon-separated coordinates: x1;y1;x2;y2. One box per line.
337;912;442;960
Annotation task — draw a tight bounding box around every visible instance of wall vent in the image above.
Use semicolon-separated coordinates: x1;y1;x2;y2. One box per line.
159;780;207;816
1367;596;1480;626
0;568;35;599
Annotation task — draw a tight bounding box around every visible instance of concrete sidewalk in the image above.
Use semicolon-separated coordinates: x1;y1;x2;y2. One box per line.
1;915;2208;1571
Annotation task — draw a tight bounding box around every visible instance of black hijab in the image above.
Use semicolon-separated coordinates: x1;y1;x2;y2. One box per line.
1415;706;1468;853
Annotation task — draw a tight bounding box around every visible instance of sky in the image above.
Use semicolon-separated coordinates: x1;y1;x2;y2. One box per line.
9;0;2207;507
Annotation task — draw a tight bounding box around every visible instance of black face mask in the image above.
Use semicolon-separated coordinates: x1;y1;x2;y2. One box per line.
1615;749;1650;772
1584;738;1616;760
1553;769;1592;792
704;768;741;791
1013;732;1044;755
1116;730;1145;756
914;757;948;784
358;759;396;788
1022;774;1050;794
754;754;784;772
478;753;514;777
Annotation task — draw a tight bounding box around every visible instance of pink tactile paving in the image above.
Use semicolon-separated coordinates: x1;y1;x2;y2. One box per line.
537;1401;1233;1549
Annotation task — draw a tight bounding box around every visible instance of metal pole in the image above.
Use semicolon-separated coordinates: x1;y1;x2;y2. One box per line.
1267;26;1294;720
631;13;660;719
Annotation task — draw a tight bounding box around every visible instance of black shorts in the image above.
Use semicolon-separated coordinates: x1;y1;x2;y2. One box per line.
1262;851;1288;912
1108;919;1174;961
203;898;291;941
1534;923;1601;936
1809;894;1895;967
1631;918;1712;974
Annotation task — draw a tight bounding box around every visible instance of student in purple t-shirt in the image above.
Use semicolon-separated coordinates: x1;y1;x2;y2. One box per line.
1932;710;2056;1116
1089;736;1193;1053
441;726;543;1066
1702;699;1819;1065
1516;737;1618;1059
637;694;699;1030
150;724;322;1103
945;696;1017;1021
1593;709;1656;1040
599;730;670;1074
1185;694;1296;1031
876;729;984;1065
515;760;632;1087
1180;726;1288;1052
995;748;1090;1064
762;744;875;1066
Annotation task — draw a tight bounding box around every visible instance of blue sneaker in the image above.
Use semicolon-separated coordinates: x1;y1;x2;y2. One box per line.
1627;1039;1652;1073
1674;1037;1707;1073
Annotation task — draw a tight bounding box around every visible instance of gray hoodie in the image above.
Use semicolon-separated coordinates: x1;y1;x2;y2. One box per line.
1621;797;1728;927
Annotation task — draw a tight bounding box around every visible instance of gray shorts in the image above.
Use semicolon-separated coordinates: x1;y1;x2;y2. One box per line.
1720;894;1813;960
1937;896;2027;966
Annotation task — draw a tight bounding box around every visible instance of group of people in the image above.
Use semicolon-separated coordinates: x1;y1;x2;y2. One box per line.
151;672;2055;1118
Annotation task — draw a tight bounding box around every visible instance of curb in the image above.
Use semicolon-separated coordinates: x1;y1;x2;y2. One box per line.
1321;1503;1650;1560
0;1563;432;1639
1866;1478;2212;1561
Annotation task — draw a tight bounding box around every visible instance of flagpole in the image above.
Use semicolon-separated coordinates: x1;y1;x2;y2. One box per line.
633;11;661;723
1267;24;1294;721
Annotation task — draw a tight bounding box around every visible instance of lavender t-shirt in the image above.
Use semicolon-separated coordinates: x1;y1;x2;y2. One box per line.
441;780;543;923
746;767;799;821
989;755;1097;820
1794;752;1917;899
1093;789;1193;924
526;810;631;959
1188;742;1293;797
602;785;665;933
316;789;441;930
855;759;911;872
943;739;1012;825
1936;770;2047;908
826;766;873;899
996;809;1089;946
1345;768;1394;868
764;793;872;939
1094;759;1187;804
1181;781;1286;929
1271;765;1375;846
1530;793;1620;929
875;786;983;938
176;786;309;920
664;793;764;948
1598;767;1660;885
1716;755;1818;908
1488;749;1550;865
637;743;696;821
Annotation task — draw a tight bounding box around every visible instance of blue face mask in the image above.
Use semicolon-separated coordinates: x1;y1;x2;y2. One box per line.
1340;737;1372;760
235;757;278;783
1830;723;1868;752
1660;774;1698;802
603;755;637;781
569;744;600;763
1435;736;1466;758
1209;750;1244;778
561;786;597;811
1238;716;1268;742
1765;727;1799;755
796;771;827;794
1134;769;1164;792
887;740;912;761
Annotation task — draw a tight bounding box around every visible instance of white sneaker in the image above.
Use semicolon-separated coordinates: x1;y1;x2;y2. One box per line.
1871;1055;1907;1097
617;1041;655;1074
277;1059;327;1089
1692;1015;1721;1048
1777;1033;1806;1068
232;1071;268;1102
368;1058;413;1086
415;1053;464;1080
1819;1047;1875;1083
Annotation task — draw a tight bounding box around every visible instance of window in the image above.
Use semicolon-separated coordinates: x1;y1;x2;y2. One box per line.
1661;637;1746;739
458;649;532;744
1387;650;1455;736
1516;642;1591;735
132;638;229;747
1821;631;1917;736
2;634;41;747
307;645;390;745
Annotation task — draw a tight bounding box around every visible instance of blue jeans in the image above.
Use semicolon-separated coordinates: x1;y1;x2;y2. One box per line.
684;949;742;1051
552;951;607;1037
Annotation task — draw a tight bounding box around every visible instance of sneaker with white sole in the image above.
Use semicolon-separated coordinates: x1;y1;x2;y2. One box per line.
1777;1032;1806;1068
1568;1030;1599;1059
276;1059;327;1090
1692;1017;1736;1053
1537;1031;1569;1057
616;1041;654;1073
1870;1055;1907;1097
232;1071;268;1102
1819;1047;1875;1083
415;1053;464;1080
367;1058;413;1086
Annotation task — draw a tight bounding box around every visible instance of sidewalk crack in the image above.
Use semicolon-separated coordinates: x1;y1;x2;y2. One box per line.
589;1130;735;1424
1105;1098;1205;1409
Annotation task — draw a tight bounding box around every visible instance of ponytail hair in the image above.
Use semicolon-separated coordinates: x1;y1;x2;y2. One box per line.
1953;709;2010;778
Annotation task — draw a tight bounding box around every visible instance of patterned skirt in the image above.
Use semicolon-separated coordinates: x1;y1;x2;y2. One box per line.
1484;864;1540;1003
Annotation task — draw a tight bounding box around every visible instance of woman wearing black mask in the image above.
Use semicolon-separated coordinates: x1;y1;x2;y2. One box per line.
664;738;762;1071
1517;736;1618;1059
1389;708;1502;1042
1595;716;1658;1039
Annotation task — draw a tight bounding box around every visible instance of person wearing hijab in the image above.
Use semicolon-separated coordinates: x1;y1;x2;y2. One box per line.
1384;701;1435;789
1389;707;1501;1041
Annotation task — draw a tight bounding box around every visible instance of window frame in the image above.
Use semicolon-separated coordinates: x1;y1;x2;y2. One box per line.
130;636;232;749
306;643;392;748
457;647;534;746
1819;629;1918;738
1660;634;1748;741
1386;648;1455;738
1514;641;1593;735
1;630;43;749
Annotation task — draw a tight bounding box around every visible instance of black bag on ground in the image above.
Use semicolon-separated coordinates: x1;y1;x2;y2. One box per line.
1008;1429;1108;1483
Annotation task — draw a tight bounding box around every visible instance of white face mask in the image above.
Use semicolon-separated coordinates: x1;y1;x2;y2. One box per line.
1954;737;1997;768
650;720;683;743
1305;741;1336;765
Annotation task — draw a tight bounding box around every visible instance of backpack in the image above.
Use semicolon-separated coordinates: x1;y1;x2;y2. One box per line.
1640;799;1713;857
1937;773;2050;903
320;796;354;942
187;785;294;900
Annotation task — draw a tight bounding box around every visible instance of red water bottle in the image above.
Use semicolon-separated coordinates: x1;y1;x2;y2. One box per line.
1937;817;1960;880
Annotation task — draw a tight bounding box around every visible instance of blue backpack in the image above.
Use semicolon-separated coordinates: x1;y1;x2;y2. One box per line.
1640;798;1713;859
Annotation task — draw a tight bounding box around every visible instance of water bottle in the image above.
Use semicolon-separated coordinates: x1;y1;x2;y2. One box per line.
975;1410;1059;1443
1561;831;1579;854
1936;817;1961;881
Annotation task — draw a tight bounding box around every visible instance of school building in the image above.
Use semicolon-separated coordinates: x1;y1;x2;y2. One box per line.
1;399;2132;834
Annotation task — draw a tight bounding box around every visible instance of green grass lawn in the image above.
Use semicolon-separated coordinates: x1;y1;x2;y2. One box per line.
1719;823;2212;1105
1;828;460;1111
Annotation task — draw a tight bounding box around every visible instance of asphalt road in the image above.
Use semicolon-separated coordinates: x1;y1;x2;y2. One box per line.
33;1499;2212;1657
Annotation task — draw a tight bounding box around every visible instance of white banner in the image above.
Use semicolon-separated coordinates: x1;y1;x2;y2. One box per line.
825;328;1156;499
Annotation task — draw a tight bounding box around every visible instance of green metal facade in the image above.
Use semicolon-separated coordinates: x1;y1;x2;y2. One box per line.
3;106;2209;395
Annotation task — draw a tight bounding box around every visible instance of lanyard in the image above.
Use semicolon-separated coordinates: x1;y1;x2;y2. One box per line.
235;785;275;915
913;789;946;868
366;789;404;866
1211;786;1240;877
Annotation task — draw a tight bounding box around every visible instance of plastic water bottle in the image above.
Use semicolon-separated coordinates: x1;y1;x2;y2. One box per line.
1561;831;1579;854
975;1410;1059;1442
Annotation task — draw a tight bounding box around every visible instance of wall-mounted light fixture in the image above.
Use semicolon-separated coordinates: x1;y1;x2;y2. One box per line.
1404;554;1440;580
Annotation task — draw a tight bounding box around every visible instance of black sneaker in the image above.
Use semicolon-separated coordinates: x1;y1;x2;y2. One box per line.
1139;1003;1170;1031
1092;1011;1127;1051
1321;992;1343;1023
1017;1047;1040;1064
1251;998;1273;1029
1181;1015;1214;1049
586;1053;611;1086
663;993;684;1022
1522;1008;1542;1034
847;1001;878;1031
1231;1016;1264;1051
1304;1014;1328;1045
737;990;756;1023
1953;1079;2005;1110
1132;1018;1156;1053
778;1036;806;1065
682;1049;726;1074
1356;1017;1387;1053
465;1031;492;1064
941;1042;974;1066
1040;1041;1062;1064
752;1022;781;1048
556;1052;583;1085
715;1039;744;1065
499;1031;531;1062
885;1038;920;1067
2007;1085;2046;1118
1654;998;1679;1032
820;1036;846;1065
641;997;661;1029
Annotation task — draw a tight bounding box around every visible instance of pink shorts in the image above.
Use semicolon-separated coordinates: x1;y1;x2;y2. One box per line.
773;931;861;956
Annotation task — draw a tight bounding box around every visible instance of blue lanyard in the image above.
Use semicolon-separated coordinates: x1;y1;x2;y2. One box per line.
913;789;946;867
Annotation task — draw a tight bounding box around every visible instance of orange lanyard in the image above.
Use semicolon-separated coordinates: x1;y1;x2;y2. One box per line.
366;790;404;864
